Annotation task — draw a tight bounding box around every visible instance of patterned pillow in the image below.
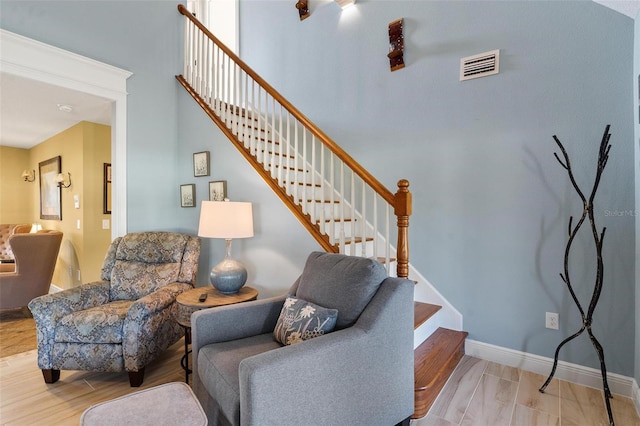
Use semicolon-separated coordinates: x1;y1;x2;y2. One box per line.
273;297;338;346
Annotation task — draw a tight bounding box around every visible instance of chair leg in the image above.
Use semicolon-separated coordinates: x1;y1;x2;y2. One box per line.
42;369;60;383
128;368;145;387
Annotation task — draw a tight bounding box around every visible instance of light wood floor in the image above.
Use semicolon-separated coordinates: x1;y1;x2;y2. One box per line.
0;309;36;358
0;341;186;425
413;355;640;426
1;311;639;425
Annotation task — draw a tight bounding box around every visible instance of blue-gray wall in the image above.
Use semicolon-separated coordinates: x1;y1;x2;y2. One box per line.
0;0;320;296
236;0;635;376
1;0;636;377
1;0;184;233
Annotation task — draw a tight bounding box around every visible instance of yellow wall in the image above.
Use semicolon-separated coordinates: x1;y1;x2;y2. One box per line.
0;122;112;289
0;146;33;223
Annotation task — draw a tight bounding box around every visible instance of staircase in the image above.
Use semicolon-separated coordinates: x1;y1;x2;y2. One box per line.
414;302;469;418
176;5;466;419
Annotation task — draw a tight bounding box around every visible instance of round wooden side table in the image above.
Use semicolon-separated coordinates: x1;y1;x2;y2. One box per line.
175;286;258;383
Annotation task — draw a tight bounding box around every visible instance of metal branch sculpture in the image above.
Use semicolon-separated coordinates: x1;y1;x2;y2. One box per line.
539;125;614;425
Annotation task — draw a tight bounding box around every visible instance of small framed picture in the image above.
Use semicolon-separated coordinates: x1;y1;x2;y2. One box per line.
180;184;196;207
193;151;210;177
209;180;227;201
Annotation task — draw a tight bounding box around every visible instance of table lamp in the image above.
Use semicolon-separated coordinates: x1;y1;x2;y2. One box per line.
198;200;254;294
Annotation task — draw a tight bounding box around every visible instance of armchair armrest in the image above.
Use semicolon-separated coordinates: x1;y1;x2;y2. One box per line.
191;294;285;386
191;295;286;351
27;281;110;369
127;282;193;320
123;282;193;370
28;281;110;323
238;328;382;425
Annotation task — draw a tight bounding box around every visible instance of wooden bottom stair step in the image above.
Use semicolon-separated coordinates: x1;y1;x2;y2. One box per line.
413;327;468;419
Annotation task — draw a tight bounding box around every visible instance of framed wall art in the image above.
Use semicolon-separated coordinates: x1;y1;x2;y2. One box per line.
209;180;227;201
193;151;210;177
39;156;62;220
104;163;112;214
180;184;196;208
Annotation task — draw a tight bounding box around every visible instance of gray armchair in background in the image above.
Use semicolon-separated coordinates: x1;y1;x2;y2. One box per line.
28;231;200;387
192;251;415;426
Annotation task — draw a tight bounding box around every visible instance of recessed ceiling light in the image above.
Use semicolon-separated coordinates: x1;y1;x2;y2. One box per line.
57;103;73;113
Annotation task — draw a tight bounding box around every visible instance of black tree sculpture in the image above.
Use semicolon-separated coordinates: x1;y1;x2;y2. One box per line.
538;125;614;425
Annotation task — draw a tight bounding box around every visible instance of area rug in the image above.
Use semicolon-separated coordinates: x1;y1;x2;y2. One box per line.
79;382;207;425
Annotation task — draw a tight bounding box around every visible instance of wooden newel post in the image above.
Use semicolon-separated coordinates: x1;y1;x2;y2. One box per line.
394;179;412;279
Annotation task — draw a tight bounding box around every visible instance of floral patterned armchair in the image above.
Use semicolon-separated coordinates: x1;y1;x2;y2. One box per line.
28;232;200;387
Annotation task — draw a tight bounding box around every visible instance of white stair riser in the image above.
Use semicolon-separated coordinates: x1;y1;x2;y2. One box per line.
320;221;357;238
302;202;356;222
342;240;375;257
414;310;441;350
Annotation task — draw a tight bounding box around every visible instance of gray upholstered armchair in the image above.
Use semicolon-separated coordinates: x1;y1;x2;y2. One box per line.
192;251;415;426
28;231;200;387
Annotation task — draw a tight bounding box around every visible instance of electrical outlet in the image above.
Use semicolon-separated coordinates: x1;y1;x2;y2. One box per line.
546;312;559;330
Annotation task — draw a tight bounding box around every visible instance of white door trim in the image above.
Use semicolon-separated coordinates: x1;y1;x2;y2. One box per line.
0;28;131;238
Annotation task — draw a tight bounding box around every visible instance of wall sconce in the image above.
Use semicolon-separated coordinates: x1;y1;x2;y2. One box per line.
335;0;356;8
295;0;310;20
387;18;405;72
22;169;35;182
56;172;72;188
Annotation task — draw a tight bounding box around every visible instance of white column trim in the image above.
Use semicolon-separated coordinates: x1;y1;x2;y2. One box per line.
0;29;131;238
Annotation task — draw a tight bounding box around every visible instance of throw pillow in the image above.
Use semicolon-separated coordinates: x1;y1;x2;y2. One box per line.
274;297;338;346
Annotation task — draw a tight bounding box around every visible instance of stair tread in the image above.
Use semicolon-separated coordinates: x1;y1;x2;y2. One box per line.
316;218;354;223
299;199;340;203
414;302;441;330
414;327;468;390
343;236;373;243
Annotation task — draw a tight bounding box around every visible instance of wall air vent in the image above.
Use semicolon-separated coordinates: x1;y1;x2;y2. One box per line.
460;49;500;81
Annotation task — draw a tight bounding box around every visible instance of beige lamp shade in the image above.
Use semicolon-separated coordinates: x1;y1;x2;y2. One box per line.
198;201;254;239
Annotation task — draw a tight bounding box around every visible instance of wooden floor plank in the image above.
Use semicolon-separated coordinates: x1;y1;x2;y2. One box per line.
0;341;186;425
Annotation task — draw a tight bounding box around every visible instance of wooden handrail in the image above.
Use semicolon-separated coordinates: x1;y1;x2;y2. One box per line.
177;5;412;278
176;75;338;255
177;4;395;205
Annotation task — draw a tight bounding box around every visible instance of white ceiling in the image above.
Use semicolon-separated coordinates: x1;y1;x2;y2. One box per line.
0;1;637;150
0;73;112;149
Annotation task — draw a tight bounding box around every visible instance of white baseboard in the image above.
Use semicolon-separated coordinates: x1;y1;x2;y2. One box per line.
49;284;63;293
466;339;640;411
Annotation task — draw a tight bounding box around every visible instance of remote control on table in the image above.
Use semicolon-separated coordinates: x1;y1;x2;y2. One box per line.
198;293;208;302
